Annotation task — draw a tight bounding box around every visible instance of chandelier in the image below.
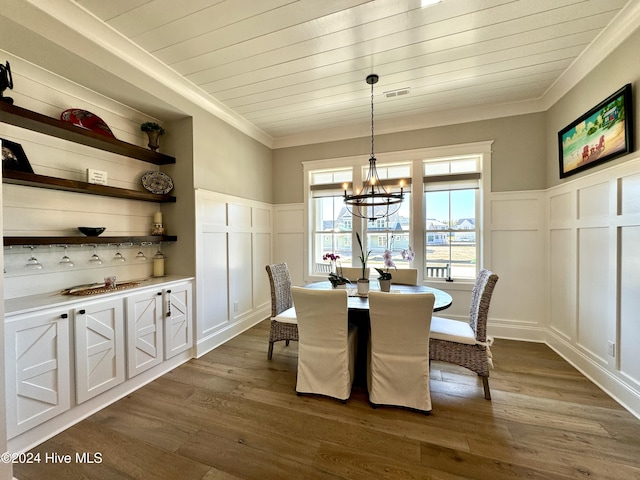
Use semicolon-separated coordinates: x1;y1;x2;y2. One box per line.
343;74;404;221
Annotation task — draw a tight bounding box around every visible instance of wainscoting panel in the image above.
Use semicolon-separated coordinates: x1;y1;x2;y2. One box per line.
198;231;229;338
620;172;640;215
549;191;572;225
549;228;575;341
619;226;640;384
576;227;610;363
578;181;610;219
274;204;305;287
490;229;545;326
195;189;272;357
228;232;253;320
253;232;272;313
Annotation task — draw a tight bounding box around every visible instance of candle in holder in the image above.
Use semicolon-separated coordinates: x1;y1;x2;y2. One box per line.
151;210;165;235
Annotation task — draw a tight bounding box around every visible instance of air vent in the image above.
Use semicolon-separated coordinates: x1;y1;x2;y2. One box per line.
384;87;410;99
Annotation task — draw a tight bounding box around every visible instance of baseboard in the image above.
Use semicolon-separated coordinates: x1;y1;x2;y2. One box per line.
195;306;269;357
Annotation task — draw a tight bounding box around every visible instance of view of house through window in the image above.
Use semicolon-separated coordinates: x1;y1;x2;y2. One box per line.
423;156;481;280
310;169;353;274
363;163;412;273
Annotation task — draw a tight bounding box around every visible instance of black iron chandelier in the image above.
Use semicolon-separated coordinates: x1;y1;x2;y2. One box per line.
343;74;404;221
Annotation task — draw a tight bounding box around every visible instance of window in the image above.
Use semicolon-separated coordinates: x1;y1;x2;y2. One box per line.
305;142;490;283
423;156;481;280
310;168;353;273
363;163;413;273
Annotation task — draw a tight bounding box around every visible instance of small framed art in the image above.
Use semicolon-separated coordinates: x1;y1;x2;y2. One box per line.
1;137;34;173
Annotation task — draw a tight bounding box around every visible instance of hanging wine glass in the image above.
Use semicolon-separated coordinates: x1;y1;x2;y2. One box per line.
59;245;74;267
24;246;43;270
113;244;126;263
136;241;151;261
89;245;103;265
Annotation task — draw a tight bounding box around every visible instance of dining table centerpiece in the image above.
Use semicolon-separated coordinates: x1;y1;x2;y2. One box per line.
375;248;396;292
324;253;350;288
356;232;371;295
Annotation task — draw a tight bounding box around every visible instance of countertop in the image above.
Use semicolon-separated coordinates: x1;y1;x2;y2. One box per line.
4;275;194;317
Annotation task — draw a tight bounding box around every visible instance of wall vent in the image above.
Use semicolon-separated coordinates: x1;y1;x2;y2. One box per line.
384;87;410;99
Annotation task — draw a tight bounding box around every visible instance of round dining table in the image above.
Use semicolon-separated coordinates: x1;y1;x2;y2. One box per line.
303;280;452;312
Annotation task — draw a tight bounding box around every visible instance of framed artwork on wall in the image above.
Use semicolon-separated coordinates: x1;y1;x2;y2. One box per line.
1;137;34;173
558;84;634;178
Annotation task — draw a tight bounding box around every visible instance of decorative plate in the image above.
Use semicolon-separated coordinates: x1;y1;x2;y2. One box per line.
60;109;115;138
142;171;174;194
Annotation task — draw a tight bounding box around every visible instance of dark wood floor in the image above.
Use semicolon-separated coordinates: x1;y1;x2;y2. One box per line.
14;319;640;480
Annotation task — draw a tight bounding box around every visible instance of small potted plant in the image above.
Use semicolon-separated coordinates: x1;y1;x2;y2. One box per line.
375;248;396;292
356;232;371;295
140;122;165;151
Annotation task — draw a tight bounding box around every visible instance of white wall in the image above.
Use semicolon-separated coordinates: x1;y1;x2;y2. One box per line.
195;189;272;356
547;157;640;417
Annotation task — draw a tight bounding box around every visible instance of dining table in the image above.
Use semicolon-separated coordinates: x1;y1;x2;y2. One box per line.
303;280;453;312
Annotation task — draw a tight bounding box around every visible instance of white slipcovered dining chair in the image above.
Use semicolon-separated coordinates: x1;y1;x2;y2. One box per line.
291;287;358;402
389;268;418;285
265;263;298;360
429;269;499;400
367;291;436;413
338;266;369;282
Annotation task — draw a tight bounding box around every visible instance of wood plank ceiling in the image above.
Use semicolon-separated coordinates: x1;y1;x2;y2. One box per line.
75;0;629;142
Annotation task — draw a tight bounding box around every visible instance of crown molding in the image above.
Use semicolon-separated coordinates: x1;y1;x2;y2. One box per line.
273;99;544;149
541;0;640;110
11;0;275;147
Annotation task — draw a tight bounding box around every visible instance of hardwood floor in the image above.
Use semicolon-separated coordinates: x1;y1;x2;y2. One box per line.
14;320;640;480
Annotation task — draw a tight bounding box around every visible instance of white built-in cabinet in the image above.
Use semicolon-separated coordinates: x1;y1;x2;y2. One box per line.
163;283;193;359
126;290;163;378
4;279;193;441
4;308;71;439
75;297;126;403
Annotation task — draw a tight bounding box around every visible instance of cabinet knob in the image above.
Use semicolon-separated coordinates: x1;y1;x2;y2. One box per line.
157;292;162;296
167;289;172;293
60;313;68;319
78;309;86;315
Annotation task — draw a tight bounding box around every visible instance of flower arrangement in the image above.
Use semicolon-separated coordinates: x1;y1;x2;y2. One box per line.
356;232;371;280
375;248;396;280
402;245;415;262
323;252;350;287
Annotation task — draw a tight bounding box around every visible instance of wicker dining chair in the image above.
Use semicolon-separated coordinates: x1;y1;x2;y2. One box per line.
265;263;298;360
429;269;499;400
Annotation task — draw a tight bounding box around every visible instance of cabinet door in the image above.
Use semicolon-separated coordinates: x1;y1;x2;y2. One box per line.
126;290;163;378
164;283;193;359
4;310;71;438
75;297;125;403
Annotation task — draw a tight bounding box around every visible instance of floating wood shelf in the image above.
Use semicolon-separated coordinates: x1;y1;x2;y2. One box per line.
0;102;175;165
2;170;176;203
3;235;178;247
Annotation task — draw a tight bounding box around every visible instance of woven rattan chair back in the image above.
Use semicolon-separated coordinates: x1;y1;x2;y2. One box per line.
265;263;298;359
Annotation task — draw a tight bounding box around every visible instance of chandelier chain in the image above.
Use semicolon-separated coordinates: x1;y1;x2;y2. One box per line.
370;79;375;158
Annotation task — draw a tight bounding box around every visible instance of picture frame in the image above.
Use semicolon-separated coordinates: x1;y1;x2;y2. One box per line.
1;137;34;173
558;84;633;178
